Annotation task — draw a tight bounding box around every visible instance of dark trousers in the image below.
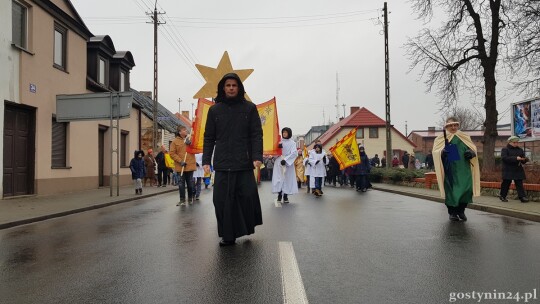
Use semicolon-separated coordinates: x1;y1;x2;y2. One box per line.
178;171;194;200
500;179;526;198
194;177;202;197
314;177;323;190
356;175;368;190
447;204;467;215
157;168;169;186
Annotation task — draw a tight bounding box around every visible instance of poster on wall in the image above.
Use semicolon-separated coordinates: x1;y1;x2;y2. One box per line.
511;97;540;141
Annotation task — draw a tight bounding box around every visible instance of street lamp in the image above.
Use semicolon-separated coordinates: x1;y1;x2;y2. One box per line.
178;98;182;113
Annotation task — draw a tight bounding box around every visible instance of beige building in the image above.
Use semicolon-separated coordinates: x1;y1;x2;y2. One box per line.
2;0;144;197
314;107;416;163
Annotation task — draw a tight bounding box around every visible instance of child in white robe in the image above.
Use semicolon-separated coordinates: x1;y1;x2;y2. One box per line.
272;127;298;203
308;144;327;196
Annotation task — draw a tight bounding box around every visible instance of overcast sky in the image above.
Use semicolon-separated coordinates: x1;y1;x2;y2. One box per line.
71;0;515;136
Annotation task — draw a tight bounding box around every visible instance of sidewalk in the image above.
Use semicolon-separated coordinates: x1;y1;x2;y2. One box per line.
1;182;539;230
373;183;540;222
0;185;177;229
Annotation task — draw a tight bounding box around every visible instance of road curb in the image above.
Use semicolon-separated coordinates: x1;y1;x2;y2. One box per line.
0;189;177;230
373;186;540;223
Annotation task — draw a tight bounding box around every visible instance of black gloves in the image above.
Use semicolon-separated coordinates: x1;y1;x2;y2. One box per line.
307;162;312;166
196;163;200;167
323;156;327;163
315;160;320;165
278;143;283;148
185;138;192;145
464;149;476;160
280;159;286;166
180;161;187;167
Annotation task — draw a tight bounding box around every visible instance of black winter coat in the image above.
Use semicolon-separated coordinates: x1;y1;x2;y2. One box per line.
501;144;527;180
203;99;263;171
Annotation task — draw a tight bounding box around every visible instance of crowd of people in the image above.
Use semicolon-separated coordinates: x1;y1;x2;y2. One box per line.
130;72;530;247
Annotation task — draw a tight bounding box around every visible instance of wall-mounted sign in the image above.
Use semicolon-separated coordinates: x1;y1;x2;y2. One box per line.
511;97;540;142
29;83;36;93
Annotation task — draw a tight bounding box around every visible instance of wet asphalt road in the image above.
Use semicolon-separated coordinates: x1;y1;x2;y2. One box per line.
1;182;540;304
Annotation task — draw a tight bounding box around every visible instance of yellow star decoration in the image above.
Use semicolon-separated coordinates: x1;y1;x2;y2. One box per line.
193;51;254;101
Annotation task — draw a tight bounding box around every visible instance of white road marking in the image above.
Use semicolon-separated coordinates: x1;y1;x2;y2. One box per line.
279;241;309;304
275;199;282;207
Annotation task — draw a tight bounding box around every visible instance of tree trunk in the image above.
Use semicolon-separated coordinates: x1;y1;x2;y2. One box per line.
482;67;498;173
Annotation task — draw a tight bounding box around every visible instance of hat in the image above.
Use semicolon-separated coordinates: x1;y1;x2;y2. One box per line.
508;136;520;143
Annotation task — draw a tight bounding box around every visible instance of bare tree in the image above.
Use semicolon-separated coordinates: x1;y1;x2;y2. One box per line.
405;0;523;172
437;106;485;130
508;1;540;95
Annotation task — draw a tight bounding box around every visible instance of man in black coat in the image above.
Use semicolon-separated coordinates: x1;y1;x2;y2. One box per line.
203;73;263;246
499;136;529;203
402;152;410;168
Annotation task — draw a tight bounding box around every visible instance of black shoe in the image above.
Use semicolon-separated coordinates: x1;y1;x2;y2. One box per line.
219;239;236;246
277;194;282;202
457;212;468;221
449;214;460;222
520;197;529;203
139;189;142;195
283;195;289;203
499;196;508;202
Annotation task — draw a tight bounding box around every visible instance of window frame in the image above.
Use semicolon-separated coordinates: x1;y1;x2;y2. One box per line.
369;127;379;138
53;22;67;70
356;128;364;139
120;70;126;91
12;0;28;49
121;130;129;167
98;56;108;86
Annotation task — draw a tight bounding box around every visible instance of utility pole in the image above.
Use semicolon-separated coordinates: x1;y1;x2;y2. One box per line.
335;72;340;122
177;98;182;113
147;1;165;150
405;120;408;136
383;2;392;167
342;103;346;118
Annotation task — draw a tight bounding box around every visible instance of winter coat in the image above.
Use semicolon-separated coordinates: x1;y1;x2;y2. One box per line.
130;150;146;179
202;96;263;171
155;151;167;169
353;153;371;175
170;136;196;172
144;154;156;178
501;144;527;180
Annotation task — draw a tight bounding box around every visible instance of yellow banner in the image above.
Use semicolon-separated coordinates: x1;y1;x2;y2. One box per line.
257;97;280;155
329;128;361;170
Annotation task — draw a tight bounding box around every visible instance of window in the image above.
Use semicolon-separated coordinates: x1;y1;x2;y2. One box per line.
12;1;27;48
98;57;107;85
53;24;67;69
121;131;129;166
120;71;126;91
369;127;379;138
356;128;364;139
52;118;67;167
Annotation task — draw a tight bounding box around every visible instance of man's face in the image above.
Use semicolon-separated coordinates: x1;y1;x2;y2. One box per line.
445;121;459;134
180;128;188;137
509;141;519;147
224;79;239;98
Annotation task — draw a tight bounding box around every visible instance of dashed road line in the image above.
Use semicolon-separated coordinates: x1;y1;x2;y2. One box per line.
279;241;308;304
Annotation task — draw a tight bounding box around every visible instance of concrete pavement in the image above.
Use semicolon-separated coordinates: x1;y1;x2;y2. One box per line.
1;181;539;230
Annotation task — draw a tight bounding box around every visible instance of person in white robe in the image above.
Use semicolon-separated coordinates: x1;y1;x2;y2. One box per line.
193;153;204;200
272;128;299;203
308;144;328;196
306;141;327;193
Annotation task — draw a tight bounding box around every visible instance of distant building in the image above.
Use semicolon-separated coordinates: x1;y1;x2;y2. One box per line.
303;125;330;146
313;107;416;163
